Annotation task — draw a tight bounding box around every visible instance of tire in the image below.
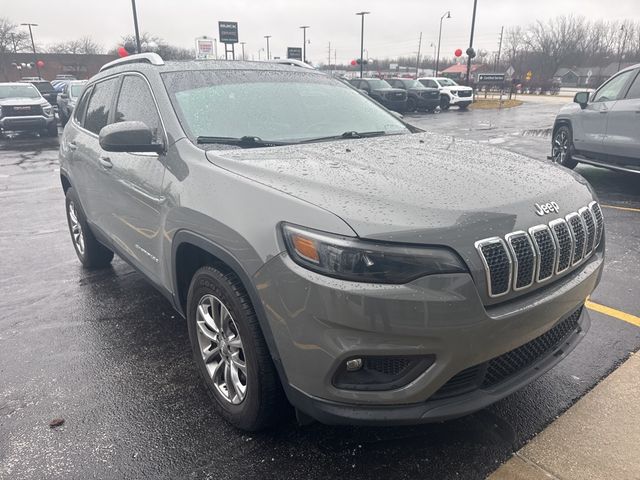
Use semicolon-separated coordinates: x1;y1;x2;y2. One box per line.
426;107;436;113
551;125;578;169
46;122;58;137
65;187;114;268
186;266;288;431
59;110;68;127
458;104;469;110
440;95;450;111
406;97;417;112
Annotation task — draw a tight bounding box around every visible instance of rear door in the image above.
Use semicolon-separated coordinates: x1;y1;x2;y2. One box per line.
602;68;640;162
574;69;636;156
101;73;167;282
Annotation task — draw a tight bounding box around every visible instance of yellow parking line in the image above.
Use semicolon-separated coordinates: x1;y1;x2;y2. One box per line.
586;299;640;327
601;204;640;213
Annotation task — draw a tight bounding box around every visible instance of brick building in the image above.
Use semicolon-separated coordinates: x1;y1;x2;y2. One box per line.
0;53;118;82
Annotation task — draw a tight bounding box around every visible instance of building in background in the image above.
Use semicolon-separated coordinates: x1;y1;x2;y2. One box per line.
1;53;118;82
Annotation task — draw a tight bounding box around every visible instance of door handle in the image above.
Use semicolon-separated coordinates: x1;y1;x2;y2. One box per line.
99;156;113;169
68;141;77;151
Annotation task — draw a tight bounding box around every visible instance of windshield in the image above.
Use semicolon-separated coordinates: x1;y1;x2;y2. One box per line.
365;79;393;89
0;84;41;99
437;78;458;87
70;84;85;98
162;70;409;144
401;80;426;89
32;82;55;93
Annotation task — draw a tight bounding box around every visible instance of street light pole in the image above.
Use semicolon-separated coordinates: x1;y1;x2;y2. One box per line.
355;11;370;79
240;42;246;60
300;26;310;63
130;0;142;53
415;31;423;77
435;11;451;76
617;25;627;71
264;35;271;60
465;0;478;85
20;23;40;78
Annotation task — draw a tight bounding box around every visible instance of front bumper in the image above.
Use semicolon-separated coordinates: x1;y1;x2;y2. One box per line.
254;249;603;425
381;98;407;112
0;115;56;132
449;94;473;106
416;96;440;109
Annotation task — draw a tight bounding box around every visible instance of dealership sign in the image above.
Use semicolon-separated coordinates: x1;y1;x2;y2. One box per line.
195;37;215;59
287;47;303;61
477;73;506;83
218;21;239;44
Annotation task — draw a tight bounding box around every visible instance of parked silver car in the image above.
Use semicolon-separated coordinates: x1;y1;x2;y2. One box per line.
59;53;604;431
552;63;640;174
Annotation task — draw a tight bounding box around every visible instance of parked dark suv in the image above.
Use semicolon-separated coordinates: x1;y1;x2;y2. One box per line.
59;53;604;431
28;80;58;108
387;78;440;112
348;78;407;112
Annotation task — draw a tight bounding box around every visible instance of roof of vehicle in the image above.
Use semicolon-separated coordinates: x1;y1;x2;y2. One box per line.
0;82;36;87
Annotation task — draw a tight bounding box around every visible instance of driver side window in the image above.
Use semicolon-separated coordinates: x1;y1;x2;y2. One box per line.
592;70;635;103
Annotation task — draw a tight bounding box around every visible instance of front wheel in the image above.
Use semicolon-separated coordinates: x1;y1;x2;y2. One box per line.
406;97;417;112
45;122;58;137
552;125;578;169
440;95;450;111
186;266;288;431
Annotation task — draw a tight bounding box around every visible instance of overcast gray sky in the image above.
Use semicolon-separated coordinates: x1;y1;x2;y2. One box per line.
4;0;639;63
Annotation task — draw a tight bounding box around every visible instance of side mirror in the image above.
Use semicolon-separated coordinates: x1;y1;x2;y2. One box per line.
574;91;590;109
99;121;163;153
60;93;68;99
359;89;369;96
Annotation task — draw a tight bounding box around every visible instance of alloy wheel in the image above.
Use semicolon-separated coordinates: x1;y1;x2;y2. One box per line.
552;129;569;164
196;294;247;404
68;201;85;255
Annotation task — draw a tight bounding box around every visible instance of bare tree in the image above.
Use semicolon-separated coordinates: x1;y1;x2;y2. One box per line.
0;17;30;54
110;33;193;60
47;36;103;54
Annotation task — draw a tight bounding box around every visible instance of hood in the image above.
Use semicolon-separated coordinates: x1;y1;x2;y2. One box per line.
0;97;47;107
372;87;405;94
205;132;595;244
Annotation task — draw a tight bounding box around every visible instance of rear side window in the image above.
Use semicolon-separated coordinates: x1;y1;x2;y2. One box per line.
625;71;640;100
74;86;93;124
84;77;119;134
114;75;162;142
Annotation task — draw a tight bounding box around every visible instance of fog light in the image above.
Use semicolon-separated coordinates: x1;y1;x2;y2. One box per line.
346;358;363;372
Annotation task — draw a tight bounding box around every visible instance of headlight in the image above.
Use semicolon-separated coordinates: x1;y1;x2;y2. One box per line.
43;105;53;116
281;223;468;284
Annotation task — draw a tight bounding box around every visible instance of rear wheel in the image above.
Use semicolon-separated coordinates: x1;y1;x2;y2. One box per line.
440;95;450;111
552;125;578;169
65;187;114;268
186;266;288;431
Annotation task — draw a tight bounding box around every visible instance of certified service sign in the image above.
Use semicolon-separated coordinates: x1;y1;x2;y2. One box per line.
218;21;239;44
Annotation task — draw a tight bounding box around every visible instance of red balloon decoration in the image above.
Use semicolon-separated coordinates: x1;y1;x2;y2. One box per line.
36;60;45;68
454;49;463;57
117;47;129;58
350;59;357;66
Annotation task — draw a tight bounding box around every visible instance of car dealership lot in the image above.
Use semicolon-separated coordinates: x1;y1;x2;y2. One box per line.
1;101;638;480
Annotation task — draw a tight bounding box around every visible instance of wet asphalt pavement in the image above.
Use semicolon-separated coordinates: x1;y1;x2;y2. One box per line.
1;100;639;480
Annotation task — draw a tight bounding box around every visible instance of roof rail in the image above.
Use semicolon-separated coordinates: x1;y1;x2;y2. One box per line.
270;59;315;70
100;52;165;72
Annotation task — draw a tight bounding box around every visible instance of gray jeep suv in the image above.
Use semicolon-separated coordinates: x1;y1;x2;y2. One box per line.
552;63;640;174
59;53;605;431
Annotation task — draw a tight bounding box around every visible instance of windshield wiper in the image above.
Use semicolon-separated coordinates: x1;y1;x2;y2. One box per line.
196;135;291;148
297;130;390;144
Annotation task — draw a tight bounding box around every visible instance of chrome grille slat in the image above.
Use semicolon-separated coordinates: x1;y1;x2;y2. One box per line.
549;219;573;274
505;232;536;290
529;225;557;282
475;238;512;298
475;202;604;299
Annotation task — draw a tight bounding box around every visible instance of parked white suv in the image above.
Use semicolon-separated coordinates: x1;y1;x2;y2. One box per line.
418;77;474;110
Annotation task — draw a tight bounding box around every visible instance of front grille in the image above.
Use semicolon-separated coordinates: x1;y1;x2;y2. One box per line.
432;306;583;398
458;90;472;97
476;239;512;297
475;202;602;298
4;105;42;116
483;307;582;387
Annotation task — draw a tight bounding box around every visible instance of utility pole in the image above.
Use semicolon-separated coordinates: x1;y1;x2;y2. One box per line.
214;39;218;59
20;23;40;78
617;25;628;71
327;42;331;72
415;31;423;77
264;35;271;60
130;0;142;53
465;0;478;85
240;42;246;60
435;11;451;75
300;26;310;63
495;26;504;71
356;11;370;79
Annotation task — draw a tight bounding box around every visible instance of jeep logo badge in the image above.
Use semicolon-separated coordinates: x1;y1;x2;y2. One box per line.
534;201;560;216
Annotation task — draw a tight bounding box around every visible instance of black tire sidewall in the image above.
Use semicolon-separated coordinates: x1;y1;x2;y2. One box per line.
186;267;264;428
554;126;578;169
407;97;417;112
440;95;450;110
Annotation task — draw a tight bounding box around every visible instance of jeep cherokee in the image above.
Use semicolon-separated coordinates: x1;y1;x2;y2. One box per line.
59;53;605;431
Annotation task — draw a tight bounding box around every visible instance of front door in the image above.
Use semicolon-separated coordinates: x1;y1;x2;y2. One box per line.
603;69;640;162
